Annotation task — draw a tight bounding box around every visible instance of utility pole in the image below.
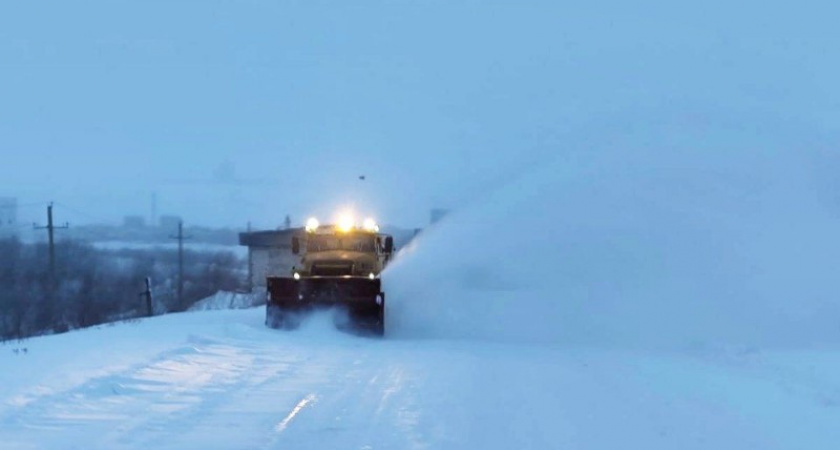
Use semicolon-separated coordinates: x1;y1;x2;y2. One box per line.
169;221;191;309
247;221;253;293
33;202;69;327
139;277;153;317
33;202;69;285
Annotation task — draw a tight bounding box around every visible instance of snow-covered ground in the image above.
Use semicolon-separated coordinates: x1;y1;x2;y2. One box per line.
91;241;247;259
2;308;839;450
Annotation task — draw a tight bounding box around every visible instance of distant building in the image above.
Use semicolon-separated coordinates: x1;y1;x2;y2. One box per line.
0;197;17;237
430;208;449;225
123;215;146;229
159;215;182;231
238;228;306;291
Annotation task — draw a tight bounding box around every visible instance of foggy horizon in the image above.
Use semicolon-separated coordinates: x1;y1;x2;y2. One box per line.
3;1;839;229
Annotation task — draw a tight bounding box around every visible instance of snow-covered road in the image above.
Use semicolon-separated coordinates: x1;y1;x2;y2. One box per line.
2;308;839;449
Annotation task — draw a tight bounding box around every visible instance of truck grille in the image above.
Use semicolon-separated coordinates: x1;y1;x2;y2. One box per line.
310;261;354;276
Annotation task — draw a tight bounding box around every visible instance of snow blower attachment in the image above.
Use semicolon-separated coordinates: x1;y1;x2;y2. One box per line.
265;217;393;336
266;277;385;334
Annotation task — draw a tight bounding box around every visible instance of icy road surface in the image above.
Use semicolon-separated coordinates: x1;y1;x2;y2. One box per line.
2;308;840;450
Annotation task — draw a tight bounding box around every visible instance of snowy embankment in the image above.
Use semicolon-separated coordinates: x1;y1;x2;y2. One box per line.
189;290;263;311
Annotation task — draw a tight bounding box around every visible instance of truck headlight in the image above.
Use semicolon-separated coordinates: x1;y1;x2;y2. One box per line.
338;214;354;232
305;217;319;232
363;218;379;232
293;272;301;280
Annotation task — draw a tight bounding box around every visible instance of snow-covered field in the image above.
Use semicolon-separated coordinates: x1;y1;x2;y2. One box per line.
91;241;247;259
2;308;839;450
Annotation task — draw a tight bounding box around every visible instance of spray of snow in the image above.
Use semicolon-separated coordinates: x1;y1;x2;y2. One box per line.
282;309;350;342
385;115;840;349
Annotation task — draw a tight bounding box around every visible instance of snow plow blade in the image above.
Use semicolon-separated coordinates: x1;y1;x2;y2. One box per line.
265;277;385;335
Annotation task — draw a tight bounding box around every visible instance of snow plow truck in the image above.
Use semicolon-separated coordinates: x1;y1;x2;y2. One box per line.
265;217;394;335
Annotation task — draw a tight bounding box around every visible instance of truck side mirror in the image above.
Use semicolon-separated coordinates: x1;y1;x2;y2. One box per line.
383;236;393;253
291;236;300;254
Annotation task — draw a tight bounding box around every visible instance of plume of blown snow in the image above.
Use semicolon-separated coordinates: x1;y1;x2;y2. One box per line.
384;114;840;349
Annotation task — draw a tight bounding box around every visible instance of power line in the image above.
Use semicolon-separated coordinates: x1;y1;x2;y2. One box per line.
52;201;116;225
15;201;51;209
10;222;38;230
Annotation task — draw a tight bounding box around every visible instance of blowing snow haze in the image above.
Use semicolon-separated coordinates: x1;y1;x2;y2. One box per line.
386;116;840;349
1;1;839;228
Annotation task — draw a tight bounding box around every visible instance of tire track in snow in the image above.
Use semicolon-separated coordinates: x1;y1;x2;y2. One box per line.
274;394;317;433
257;344;429;450
0;331;311;450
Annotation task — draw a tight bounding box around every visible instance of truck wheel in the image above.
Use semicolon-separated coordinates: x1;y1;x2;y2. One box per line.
266;304;300;330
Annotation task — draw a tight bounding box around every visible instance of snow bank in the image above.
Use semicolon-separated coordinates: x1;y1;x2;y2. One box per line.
189;291;264;311
385;114;840;349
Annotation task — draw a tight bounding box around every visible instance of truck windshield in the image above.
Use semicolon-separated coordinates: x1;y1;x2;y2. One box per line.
306;235;376;253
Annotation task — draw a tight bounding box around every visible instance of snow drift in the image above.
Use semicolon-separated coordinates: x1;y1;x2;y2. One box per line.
385;113;840;349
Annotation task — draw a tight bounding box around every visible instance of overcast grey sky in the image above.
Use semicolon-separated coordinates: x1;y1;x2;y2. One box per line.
2;1;838;228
